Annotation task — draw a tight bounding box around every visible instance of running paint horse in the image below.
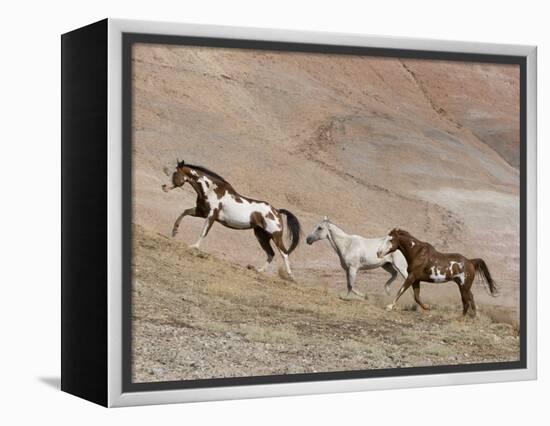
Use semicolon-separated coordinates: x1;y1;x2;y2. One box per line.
377;228;497;315
306;217;408;299
162;160;302;279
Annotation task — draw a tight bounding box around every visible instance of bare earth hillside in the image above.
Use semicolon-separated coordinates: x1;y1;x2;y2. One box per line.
130;43;521;381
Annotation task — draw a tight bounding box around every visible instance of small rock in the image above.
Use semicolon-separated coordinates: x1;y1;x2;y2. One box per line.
151;367;165;376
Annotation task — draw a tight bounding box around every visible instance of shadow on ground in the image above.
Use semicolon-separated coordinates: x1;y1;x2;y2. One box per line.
38;376;60;390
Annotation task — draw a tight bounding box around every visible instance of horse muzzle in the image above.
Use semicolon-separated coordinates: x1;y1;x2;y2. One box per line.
306;236;314;245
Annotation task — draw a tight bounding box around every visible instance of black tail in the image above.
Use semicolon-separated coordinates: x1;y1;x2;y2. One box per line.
278;209;301;255
472;258;498;296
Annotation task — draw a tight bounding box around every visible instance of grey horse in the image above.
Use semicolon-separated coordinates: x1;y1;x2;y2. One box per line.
306;217;408;299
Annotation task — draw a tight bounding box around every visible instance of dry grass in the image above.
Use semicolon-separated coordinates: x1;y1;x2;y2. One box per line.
132;225;520;383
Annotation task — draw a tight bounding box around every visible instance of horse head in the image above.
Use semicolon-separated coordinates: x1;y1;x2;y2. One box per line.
161;159;190;192
306;217;331;245
377;227;403;258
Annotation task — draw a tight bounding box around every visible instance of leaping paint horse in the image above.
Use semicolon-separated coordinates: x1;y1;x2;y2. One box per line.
377;228;497;315
162;160;302;279
306;218;408;299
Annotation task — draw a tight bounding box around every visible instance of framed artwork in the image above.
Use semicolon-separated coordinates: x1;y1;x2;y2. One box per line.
61;19;537;407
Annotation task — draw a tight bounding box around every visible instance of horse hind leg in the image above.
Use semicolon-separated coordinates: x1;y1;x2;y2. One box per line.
464;274;477;317
381;263;398;295
252;228;275;272
391;251;409;279
272;231;294;280
455;280;471;316
455;275;474;317
468;290;477;317
460;289;471;316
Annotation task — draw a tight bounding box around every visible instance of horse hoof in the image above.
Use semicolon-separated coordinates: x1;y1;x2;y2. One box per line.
422;304;431;311
171;229;178;237
385;304;394;311
277;267;294;281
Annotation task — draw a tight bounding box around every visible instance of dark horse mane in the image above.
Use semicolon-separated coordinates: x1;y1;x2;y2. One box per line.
178;160;228;183
393;228;412;237
392;228;425;246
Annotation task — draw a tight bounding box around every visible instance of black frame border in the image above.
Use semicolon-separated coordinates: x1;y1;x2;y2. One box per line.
122;32;527;393
61;19;109;406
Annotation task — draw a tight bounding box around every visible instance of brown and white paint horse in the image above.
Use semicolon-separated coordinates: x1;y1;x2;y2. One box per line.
162;160;302;279
377;228;497;316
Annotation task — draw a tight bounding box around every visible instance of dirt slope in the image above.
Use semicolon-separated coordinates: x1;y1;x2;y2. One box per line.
132;44;520;309
133;226;518;382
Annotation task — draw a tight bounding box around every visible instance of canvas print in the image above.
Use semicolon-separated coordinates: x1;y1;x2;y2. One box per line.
129;42;521;384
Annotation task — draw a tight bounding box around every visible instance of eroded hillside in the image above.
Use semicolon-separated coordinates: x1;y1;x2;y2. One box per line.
131;43;520;308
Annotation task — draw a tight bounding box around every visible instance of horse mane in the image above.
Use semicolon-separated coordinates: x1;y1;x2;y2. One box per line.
180;161;229;183
393;228;428;247
394;228;411;237
390;228;418;243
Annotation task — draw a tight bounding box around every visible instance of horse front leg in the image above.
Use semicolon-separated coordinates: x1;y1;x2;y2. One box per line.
189;214;216;250
412;282;430;310
346;266;366;299
172;207;197;237
386;276;415;311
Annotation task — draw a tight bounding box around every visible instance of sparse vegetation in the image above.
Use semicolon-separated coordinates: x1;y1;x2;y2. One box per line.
132;225;520;383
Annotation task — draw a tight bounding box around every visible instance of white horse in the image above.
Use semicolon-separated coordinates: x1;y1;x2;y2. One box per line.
306;217;408;299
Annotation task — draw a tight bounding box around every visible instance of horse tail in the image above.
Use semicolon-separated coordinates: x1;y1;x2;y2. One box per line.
471;258;498;296
278;209;301;255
